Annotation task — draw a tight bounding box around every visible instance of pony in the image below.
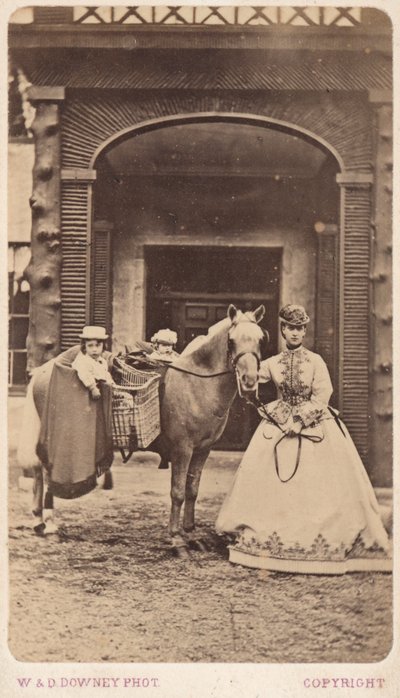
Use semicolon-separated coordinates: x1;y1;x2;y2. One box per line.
17;304;267;552
160;304;266;551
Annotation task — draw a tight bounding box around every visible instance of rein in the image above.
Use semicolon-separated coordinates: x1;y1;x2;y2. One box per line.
249;394;346;483
166;350;261;379
165;364;232;378
248;393;323;482
121;315;265;380
164;318;263;380
272;431;323;483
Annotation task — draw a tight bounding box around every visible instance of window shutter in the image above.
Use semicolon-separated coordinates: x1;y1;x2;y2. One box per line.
315;225;339;403
61;182;88;350
91;222;113;339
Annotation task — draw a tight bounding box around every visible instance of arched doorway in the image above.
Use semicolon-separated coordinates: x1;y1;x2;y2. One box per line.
90;116;340;449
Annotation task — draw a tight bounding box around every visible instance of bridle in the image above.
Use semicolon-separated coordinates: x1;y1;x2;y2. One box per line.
229;349;261;371
228;316;268;398
228;341;261;398
230;351;261;399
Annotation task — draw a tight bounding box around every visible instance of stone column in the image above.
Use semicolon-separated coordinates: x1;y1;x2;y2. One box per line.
336;171;373;466
368;90;393;487
25;86;65;373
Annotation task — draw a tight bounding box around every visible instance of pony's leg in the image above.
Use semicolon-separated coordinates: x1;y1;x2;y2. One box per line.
183;448;210;537
32;464;44;533
42;472;58;534
102;469;113;490
98;469;113;490
169;447;193;552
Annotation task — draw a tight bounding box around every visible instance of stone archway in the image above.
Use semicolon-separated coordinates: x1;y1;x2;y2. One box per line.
88;112;346;170
27;89;373;462
89;114;342;394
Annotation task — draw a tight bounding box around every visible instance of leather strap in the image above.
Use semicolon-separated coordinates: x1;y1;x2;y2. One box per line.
274;431;323;483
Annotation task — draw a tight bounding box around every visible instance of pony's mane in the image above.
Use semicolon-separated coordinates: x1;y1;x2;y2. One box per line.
180;316;231;357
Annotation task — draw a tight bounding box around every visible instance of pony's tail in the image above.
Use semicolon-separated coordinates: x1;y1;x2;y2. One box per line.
17;374;41;468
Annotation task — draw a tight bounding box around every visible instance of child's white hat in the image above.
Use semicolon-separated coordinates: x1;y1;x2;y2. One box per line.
79;326;109;340
151;329;177;346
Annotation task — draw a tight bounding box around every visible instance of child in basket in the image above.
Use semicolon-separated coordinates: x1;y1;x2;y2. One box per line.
72;326;114;400
148;329;179;363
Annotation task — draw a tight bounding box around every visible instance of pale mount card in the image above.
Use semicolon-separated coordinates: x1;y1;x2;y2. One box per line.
2;1;398;697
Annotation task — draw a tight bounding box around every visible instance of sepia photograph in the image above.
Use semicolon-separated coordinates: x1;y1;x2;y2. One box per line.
3;1;397;694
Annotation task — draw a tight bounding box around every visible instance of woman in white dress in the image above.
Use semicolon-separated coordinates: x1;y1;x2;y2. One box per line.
216;304;391;574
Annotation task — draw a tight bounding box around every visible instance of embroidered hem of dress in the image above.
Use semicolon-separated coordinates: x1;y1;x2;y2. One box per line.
228;547;392;575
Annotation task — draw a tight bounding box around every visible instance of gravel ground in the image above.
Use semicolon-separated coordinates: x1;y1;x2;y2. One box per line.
8;451;392;664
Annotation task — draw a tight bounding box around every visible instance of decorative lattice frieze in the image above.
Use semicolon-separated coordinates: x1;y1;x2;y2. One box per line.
70;6;362;26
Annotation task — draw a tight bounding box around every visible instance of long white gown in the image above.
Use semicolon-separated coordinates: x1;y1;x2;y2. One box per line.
216;346;391;574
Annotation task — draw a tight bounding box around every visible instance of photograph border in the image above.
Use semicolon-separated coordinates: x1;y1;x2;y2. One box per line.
1;0;398;695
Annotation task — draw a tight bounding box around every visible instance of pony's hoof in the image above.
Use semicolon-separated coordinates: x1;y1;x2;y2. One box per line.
102;471;113;490
33;522;46;536
189;538;209;553
172;545;191;560
170;535;191;559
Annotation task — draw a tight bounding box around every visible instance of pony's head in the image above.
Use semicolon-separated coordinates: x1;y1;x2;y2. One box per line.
227;304;268;394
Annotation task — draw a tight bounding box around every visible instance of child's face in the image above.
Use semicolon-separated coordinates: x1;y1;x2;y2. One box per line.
157;343;173;355
85;340;103;359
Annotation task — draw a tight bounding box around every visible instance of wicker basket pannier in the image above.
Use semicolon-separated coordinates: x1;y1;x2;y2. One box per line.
111;359;161;451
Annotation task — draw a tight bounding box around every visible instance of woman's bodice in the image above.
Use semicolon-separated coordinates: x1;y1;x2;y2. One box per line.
273;347;314;405
259;346;333;427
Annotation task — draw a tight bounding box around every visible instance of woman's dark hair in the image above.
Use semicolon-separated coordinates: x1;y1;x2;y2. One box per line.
280;322;306;339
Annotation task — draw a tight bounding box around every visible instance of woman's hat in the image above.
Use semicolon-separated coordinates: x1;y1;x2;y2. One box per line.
279;305;310;326
151;329;178;346
79;325;109;340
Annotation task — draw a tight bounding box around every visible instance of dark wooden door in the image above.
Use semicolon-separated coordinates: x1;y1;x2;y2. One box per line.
171;297;234;348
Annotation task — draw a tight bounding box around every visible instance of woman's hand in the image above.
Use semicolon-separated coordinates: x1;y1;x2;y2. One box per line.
282;417;294;436
283;419;302;437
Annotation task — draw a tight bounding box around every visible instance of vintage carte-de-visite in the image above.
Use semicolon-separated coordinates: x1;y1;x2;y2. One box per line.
2;1;398;696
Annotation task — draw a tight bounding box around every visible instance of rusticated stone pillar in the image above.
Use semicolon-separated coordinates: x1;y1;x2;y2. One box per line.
25;86;65;373
368;90;393;487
